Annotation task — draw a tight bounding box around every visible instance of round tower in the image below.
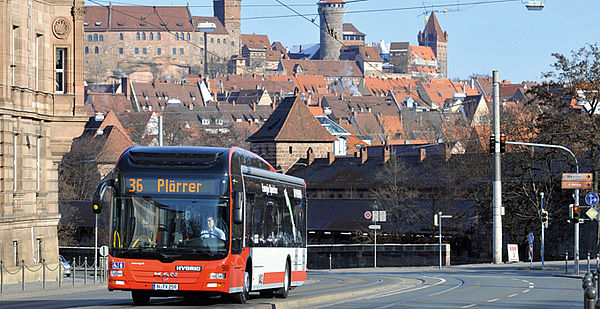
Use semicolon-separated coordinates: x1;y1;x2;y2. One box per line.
318;0;345;60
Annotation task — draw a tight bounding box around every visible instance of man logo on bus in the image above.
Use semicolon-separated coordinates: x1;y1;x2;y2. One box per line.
261;183;278;195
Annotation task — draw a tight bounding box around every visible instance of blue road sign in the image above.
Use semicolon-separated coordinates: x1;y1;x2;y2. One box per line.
586;192;599;206
528;233;534;245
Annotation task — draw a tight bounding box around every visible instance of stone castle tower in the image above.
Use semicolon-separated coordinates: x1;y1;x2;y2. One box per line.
318;0;345;60
214;0;242;54
418;12;448;78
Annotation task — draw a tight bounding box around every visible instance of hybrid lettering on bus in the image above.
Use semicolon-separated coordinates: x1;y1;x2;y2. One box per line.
93;146;307;304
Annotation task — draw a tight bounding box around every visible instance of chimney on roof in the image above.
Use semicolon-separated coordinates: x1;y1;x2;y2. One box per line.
327;151;335;165
121;76;129;97
307;148;314;165
419;148;426;162
271;102;276;110
382;145;390;164
232;100;235;106
360;146;368;164
252;102;257;113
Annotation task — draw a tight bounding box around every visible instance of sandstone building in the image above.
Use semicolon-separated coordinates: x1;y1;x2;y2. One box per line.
84;1;241;83
318;0;345;60
0;0;88;282
418;12;448;78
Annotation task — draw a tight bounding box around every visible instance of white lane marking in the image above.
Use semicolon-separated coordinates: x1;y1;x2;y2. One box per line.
508;293;519;298
461;304;477;308
486;298;500;303
375;277;465;309
521;280;529;283
529;285;534;289
523;289;530;293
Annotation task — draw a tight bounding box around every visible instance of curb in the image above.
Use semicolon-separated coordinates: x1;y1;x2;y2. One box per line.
0;283;106;300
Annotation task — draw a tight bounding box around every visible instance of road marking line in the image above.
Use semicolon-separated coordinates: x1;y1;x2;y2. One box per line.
508;294;518;298
523;289;530;293
521;280;529;283
486;298;500;303
461;304;477;308
529;285;534;289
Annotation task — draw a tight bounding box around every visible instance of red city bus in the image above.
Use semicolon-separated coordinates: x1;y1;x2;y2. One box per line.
93;146;307;304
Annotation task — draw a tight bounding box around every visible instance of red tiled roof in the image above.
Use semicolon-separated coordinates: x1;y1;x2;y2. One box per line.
409;45;435;61
343;23;364;35
418;79;461;108
86;92;132;115
86;6;195;32
132;82;202;111
191;16;228;35
242;34;271;51
280;60;363;78
378;115;406;140
422;12;447;42
359;46;382;62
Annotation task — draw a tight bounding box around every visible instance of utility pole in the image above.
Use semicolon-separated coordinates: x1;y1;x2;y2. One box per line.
492;70;503;264
541;192;545;269
435;212;453;269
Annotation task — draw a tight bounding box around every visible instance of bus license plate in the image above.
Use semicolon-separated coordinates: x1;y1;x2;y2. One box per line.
153;283;179;291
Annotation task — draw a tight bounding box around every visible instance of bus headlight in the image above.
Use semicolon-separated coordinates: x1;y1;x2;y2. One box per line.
110;270;124;277
209;273;226;279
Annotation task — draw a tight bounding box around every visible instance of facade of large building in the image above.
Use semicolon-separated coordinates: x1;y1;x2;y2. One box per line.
418;12;448;78
84;2;241;83
318;0;345;60
0;0;88;283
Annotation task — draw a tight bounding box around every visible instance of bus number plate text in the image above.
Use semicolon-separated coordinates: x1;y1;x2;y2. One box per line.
153;283;179;291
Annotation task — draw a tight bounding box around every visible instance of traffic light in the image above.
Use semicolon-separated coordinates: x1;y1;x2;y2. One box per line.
541;209;548;228
489;134;496;153
570;204;580;221
92;202;102;214
499;134;506;153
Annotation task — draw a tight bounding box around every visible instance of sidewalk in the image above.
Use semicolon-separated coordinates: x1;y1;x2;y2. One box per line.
0;275;107;300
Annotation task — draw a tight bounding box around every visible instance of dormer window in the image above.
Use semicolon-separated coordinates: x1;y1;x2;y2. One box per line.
202;119;210;125
176;23;183;27
117;22;124;26
95;22;102;26
191;96;196;100
144;95;149;100
84;22;89;26
216;119;223;125
139;22;146;26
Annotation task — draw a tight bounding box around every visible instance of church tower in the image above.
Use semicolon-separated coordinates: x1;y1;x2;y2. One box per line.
318;0;345;60
418;12;448;78
214;0;242;53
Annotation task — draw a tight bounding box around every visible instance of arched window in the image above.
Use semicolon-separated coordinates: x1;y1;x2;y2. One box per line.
211;37;214;43
93;34;98;41
141;32;146;40
85;47;89;54
149;32;153;40
99;34;103;41
175;33;179;40
119;33;123;40
180;32;184;40
157;32;161;40
94;46;99;54
87;35;92;42
217;38;220;44
186;33;190;40
136;32;140;40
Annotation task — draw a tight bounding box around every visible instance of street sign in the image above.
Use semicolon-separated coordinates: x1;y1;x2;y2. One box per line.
562;181;593;189
586;207;599;220
562;173;593;181
528;233;534;245
368;224;381;230
99;245;109;257
586;192;599;206
364;211;372;220
372;211;386;222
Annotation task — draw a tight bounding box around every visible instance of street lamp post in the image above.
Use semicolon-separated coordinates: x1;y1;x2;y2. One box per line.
197;22;217;77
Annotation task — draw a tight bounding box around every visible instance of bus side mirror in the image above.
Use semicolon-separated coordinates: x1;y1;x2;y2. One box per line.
92;179;115;214
233;191;244;224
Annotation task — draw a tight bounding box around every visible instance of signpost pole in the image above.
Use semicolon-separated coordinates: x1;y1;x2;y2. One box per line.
374;224;377;268
439;211;442;270
541;192;545;269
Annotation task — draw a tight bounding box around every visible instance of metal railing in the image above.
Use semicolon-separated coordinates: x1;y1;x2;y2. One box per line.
0;256;108;294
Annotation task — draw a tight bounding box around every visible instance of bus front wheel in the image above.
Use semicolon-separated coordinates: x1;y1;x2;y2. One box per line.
275;261;290;298
131;290;150;305
232;269;250;304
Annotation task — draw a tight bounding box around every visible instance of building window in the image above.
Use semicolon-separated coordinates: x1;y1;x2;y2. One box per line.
172;48;176;54
231;41;234;46
223;38;226;44
119;33;123;40
143;48;147;54
36;238;42;264
99;34;103;41
180;32;184;40
186;33;190;40
157;47;161;55
94;46;99;54
175;33;179;40
13;134;18;191
36;136;41;192
199;36;203;42
35;34;43;90
289;146;293;154
149;32;153;40
13;241;19;266
136;32;140;40
211;37;214;43
135;48;139;54
202;119;210;125
93;33;98;41
119;48;123;54
142;32;146;40
11;25;19;86
217;38;220;44
85;46;89;54
87;35;92;42
180;48;184;55
157;32;161;40
55;48;66;93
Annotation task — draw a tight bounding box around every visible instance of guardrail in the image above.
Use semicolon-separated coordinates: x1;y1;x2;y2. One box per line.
0;257;108;294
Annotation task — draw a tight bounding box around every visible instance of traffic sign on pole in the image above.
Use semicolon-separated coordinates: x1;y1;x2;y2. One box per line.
364;211;372;220
586;207;599;221
586;192;599;206
528;233;534;245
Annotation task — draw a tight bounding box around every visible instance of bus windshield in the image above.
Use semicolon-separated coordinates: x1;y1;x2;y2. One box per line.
111;195;230;261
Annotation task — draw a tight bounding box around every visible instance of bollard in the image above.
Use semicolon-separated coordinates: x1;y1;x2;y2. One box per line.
72;257;76;287
597;254;599;272
1;260;3;294
595;271;600;301
586;286;597;309
21;260;25;291
58;258;62;288
589;253;592;273
584;279;594;309
566;252;570;274
329;254;332;271
42;259;46;290
84;257;88;285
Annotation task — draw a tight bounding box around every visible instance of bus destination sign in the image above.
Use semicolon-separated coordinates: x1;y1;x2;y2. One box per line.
124;176;221;195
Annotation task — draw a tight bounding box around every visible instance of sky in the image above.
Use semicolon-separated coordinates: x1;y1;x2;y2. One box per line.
86;0;600;83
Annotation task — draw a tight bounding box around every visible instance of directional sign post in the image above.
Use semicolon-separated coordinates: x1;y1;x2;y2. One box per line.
437;212;453;270
370;209;385;268
586;208;599;221
586;192;599;207
528;232;534;269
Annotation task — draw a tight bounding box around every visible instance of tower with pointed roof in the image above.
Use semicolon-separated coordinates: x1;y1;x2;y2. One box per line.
318;0;345;60
247;96;336;172
418;12;448;78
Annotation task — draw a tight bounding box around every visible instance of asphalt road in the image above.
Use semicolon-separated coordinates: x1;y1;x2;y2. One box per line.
0;261;584;308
